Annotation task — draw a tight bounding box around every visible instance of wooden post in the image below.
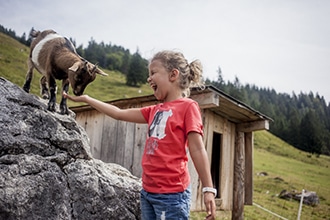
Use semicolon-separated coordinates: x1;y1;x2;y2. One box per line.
244;132;253;205
232;130;245;220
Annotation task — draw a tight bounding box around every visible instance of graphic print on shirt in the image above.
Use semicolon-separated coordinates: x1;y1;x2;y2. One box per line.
146;109;173;155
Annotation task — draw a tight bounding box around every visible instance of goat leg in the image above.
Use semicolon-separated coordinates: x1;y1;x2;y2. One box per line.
40;76;49;99
23;60;34;93
47;77;57;112
60;79;70;115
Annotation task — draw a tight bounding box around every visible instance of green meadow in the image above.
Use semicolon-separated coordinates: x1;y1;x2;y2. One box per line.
191;131;330;219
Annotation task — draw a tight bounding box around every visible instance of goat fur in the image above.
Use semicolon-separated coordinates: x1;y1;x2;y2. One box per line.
23;29;107;114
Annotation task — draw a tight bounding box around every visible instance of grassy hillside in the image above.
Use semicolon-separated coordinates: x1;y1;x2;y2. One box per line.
192;131;330;220
0;33;30;87
2;33;329;219
245;130;329;219
0;32;153;106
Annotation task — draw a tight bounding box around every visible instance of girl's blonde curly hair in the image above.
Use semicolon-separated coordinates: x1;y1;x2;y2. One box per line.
151;50;204;97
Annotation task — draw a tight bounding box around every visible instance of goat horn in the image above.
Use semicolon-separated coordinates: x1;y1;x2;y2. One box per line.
92;63;98;73
92;65;97;73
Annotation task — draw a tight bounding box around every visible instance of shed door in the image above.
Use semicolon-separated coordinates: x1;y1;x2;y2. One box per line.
211;132;222;198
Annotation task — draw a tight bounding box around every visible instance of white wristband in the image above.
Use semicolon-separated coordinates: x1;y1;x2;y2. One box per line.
202;187;217;197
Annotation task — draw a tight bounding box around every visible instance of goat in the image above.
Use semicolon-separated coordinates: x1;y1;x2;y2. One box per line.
23;29;107;114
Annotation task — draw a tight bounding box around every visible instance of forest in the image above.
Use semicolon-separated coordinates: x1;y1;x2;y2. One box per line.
206;71;330;156
1;25;329;156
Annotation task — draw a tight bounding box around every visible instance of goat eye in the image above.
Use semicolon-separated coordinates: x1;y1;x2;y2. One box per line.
76;75;84;84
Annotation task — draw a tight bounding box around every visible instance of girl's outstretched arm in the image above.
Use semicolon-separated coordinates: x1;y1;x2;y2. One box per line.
63;92;146;124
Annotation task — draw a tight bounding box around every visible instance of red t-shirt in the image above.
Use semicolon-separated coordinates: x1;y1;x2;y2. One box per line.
140;98;203;193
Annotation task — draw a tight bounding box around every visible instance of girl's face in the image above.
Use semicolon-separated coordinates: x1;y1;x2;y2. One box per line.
147;60;172;101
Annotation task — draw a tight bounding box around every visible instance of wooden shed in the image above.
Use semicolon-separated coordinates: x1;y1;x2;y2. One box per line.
70;85;271;219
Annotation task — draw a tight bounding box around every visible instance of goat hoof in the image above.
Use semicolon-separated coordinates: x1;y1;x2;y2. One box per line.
42;91;49;99
23;87;30;93
42;94;49;99
60;108;69;115
47;104;56;112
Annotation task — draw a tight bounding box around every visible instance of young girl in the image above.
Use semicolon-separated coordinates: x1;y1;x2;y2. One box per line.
64;50;216;220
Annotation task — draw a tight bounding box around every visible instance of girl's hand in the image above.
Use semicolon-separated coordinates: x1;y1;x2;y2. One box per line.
204;192;216;220
63;92;88;103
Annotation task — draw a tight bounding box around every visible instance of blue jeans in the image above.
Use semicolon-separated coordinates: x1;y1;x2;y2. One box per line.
140;187;191;220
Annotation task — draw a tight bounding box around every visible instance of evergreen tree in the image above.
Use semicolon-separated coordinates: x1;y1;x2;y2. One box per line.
19;33;26;45
287;108;301;146
213;66;225;89
76;45;84;57
299;110;323;154
126;50;148;87
120;51;131;75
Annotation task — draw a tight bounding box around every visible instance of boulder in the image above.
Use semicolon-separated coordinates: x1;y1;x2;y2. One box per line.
0;77;142;219
279;189;319;207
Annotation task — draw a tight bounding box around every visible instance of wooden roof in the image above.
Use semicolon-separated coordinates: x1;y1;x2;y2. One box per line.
70;85;272;131
193;85;272;122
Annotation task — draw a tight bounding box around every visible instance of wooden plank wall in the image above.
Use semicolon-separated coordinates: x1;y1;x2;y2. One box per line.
76;110;105;159
75;110;148;177
221;120;235;211
189;109;235;211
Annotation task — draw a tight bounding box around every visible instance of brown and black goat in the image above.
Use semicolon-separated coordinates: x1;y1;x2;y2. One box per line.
23;29;107;114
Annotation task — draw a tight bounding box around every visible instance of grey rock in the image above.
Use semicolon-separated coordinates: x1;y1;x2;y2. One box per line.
0;77;142;219
279;189;320;207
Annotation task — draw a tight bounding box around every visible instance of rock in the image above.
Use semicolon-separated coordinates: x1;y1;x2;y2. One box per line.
0;77;142;219
279;189;320;207
273;177;284;182
257;171;268;176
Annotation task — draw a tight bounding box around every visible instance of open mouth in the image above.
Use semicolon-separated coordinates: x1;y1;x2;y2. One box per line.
73;90;82;96
150;83;157;92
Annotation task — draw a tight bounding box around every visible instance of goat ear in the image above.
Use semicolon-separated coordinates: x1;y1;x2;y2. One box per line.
68;62;80;72
83;61;88;72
